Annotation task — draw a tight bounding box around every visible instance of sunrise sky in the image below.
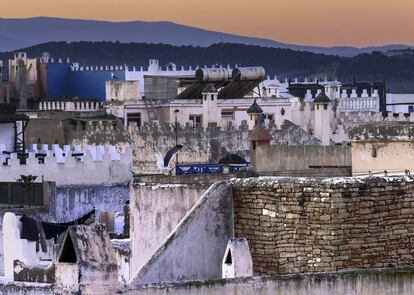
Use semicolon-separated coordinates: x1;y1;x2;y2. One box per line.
1;0;413;47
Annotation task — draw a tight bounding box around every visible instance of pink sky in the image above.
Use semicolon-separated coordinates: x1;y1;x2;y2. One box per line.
2;0;413;47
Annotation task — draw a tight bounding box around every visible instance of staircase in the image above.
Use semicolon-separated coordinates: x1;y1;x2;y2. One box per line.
143;97;157;122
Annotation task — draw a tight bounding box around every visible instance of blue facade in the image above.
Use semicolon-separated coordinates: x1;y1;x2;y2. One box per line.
46;63;72;98
46;63;125;101
68;70;125;101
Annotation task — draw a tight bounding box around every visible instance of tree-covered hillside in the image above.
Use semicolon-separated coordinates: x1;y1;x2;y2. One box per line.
1;41;414;92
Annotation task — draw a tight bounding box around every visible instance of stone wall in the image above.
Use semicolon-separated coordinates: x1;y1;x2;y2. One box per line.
129;120;319;174
26;117;319;174
232;176;414;276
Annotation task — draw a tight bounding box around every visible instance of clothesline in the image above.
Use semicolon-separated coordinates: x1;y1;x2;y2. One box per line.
19;209;96;253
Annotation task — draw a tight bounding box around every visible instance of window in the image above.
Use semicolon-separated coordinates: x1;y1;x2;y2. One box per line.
127;112;141;127
264;114;273;121
189;115;202;127
211;95;215;101
221;111;234;118
409;106;414;113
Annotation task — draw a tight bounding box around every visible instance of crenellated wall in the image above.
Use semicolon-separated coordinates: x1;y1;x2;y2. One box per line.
0;144;132;185
127;120;320;174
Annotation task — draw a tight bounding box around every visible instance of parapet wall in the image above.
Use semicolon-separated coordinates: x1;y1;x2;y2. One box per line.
123;267;414;295
232;176;414;275
252;145;351;177
0;144;132;185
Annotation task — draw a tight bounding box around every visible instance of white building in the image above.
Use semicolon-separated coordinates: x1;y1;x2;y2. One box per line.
387;93;414;113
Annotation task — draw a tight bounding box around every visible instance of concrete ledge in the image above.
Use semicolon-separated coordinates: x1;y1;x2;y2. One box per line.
123;266;414;295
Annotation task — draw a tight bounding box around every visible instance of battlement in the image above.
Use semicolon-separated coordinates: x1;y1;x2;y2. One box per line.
40;57;71;64
38;101;103;112
127;120;252;134
0;144;132;185
70;64;128;72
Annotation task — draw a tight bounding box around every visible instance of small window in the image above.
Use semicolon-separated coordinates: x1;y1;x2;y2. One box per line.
211;95;214;101
221;111;234;118
127;112;141;127
59;235;77;263
225;250;232;264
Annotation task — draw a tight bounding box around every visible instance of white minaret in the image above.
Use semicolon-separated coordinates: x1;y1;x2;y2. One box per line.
313;91;331;145
202;84;219;129
246;99;263;130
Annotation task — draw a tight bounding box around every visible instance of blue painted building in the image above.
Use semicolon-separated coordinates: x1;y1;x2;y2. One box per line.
43;61;125;101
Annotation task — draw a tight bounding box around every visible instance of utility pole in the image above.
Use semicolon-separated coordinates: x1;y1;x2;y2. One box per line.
174;109;180;167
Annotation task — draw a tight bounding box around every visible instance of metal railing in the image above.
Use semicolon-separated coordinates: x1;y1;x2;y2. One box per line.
176;163;224;176
175;163;249;176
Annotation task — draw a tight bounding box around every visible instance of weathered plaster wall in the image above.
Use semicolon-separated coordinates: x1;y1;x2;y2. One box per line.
0;280;53;295
106;80;140;101
123;267;414;295
0;149;132;186
252;145;351;176
44;183;130;222
232;176;414;276
0;123;14;151
3;267;414;295
23;115;319;174
26;117;131;147
349;122;414;175
25;119;67;146
130;183;208;276
0;183;129;274
349;121;414;142
352;141;414;175
131;181;234;284
128;120;319;174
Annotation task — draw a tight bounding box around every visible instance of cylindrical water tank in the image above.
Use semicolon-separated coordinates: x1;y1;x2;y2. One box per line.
232;67;266;81
196;68;231;82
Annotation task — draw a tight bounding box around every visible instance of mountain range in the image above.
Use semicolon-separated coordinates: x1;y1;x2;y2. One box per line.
1;41;414;93
0;17;412;57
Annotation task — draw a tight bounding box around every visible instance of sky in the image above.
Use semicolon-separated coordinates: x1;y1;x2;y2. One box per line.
1;0;413;47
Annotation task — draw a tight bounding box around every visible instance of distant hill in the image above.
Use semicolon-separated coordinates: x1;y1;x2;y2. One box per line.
0;17;412;57
1;41;414;93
